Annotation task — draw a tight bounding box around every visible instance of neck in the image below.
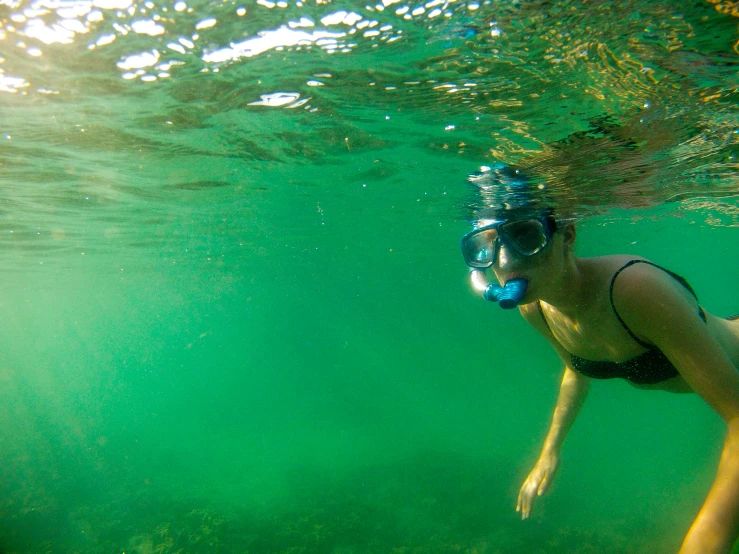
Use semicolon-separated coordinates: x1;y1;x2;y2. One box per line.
537;255;590;316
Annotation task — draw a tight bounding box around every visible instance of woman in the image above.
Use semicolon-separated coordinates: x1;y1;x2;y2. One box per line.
460;165;739;553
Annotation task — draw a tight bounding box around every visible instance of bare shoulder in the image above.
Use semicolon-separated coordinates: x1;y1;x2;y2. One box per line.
519;301;558;344
519;301;545;329
609;257;691;299
518;300;578;365
608;257;702;332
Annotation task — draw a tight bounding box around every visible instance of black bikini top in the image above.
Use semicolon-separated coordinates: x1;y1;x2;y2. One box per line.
537;260;706;385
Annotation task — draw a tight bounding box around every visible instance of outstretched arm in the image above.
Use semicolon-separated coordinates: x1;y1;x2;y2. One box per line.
613;265;739;553
680;417;739;553
539;366;590;457
516;302;592;519
517;366;589;519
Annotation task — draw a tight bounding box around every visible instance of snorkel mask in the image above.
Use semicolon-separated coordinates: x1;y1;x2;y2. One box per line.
461;164;555;309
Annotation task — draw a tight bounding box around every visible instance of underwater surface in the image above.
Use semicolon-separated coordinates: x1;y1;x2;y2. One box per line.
0;0;738;551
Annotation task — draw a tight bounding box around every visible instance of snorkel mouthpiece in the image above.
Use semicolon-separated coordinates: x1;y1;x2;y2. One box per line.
470;270;528;309
485;278;528;309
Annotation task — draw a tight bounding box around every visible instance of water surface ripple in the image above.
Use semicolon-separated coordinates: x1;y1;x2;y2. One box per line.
1;0;738;262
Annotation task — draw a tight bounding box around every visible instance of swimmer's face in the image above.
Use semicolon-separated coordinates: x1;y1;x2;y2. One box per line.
492;223;574;302
492;231;555;279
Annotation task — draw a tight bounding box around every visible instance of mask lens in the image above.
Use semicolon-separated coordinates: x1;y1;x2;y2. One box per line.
461;226;499;268
501;220;548;255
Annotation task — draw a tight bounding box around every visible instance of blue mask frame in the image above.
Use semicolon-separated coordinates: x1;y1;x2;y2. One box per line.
460;216;557;269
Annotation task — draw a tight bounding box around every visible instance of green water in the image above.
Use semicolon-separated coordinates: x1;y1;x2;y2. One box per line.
1;0;739;552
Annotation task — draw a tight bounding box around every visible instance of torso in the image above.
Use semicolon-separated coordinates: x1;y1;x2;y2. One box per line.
537;256;655;360
529;255;739;393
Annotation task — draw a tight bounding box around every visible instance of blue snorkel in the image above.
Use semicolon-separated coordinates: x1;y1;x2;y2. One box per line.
485;279;529;309
470;269;528;309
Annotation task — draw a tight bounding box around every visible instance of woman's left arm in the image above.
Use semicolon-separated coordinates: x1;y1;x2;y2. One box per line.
614;267;739;554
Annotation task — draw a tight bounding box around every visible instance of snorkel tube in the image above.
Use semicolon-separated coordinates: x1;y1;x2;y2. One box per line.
470;269;528;310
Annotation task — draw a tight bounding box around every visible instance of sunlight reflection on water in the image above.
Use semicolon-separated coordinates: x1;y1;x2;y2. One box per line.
0;0;737;265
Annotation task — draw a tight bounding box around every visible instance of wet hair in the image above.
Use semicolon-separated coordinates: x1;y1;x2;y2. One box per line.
467;163;555;223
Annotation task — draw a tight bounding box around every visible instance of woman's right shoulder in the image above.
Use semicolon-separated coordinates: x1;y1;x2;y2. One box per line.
519;301;547;330
518;301;575;363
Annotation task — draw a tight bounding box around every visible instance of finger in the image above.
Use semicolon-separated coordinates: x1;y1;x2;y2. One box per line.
522;492;532;519
516;480;531;513
517;486;525;511
522;499;530;520
518;493;526;518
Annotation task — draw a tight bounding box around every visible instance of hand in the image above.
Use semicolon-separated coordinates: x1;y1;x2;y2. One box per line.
516;451;560;520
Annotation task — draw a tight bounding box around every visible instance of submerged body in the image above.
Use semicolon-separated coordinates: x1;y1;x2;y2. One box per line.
508;246;739;553
524;255;739;392
460;164;739;551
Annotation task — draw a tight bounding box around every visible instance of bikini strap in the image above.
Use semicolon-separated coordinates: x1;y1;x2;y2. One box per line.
609;261;654;348
609;259;704;349
537;300;556;335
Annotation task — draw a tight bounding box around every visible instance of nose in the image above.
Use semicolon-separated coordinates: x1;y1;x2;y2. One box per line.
496;242;513;268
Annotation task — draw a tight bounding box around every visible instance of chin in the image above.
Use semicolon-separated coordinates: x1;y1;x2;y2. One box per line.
519;289;537;305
